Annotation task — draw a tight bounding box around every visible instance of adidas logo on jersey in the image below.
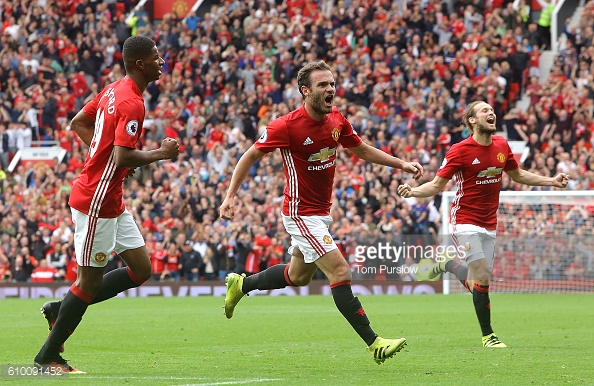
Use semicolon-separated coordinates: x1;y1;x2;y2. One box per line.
303;137;314;145
472;158;481;165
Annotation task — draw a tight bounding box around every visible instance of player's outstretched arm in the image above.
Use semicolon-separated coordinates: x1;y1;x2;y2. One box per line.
397;176;449;198
114;137;180;168
70;110;95;146
220;145;266;220
505;168;569;188
349;142;424;179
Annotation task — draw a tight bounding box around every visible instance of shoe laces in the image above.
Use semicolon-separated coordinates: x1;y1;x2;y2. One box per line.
44;354;69;366
485;335;502;345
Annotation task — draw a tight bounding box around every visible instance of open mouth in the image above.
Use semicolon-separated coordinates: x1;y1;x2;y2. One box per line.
486;116;495;124
324;95;334;107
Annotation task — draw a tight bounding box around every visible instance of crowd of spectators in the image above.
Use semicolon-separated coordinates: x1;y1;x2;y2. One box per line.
1;0;594;285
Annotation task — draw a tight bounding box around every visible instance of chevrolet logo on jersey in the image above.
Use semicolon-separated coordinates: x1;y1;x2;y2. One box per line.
477;167;503;178
308;147;336;163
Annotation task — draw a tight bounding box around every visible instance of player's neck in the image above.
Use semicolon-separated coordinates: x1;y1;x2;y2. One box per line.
472;132;493;146
126;74;148;93
304;102;325;121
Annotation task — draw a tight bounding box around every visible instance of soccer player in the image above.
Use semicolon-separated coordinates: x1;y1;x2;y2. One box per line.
33;36;180;373
219;61;423;364
397;100;569;348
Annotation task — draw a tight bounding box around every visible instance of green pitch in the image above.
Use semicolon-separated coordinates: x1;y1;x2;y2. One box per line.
1;293;593;385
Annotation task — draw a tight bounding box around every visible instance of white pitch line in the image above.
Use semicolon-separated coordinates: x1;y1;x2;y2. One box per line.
79;376;282;384
80;376;208;380
182;379;283;386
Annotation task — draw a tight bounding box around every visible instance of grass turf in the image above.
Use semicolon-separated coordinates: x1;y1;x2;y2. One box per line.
0;293;592;385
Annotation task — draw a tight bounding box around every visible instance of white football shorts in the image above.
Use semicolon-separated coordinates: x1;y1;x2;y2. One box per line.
450;223;496;270
71;208;145;267
281;214;338;263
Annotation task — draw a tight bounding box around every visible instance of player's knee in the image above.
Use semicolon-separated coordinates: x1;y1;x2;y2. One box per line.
470;267;491;282
120;247;152;283
333;263;351;281
75;267;106;295
289;273;312;287
134;266;152;283
75;279;103;296
124;264;151;284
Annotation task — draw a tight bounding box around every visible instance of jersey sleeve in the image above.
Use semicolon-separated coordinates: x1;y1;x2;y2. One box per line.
436;145;462;180
114;99;145;148
338;115;363;148
82;91;100;121
504;142;519;172
254;118;289;153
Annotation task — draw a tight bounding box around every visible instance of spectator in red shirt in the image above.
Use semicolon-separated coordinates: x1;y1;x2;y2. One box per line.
64;256;78;283
31;259;59;282
164;243;181;281
69;71;89;111
450;13;466;36
207;123;226;150
67;150;85;173
267;237;284;268
150;242;167;281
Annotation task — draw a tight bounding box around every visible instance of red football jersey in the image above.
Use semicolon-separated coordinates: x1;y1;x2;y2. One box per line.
436;135;519;230
255;105;362;216
69;77;144;218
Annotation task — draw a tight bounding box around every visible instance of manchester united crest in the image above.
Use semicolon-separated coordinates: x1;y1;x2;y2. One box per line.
331;127;341;141
497;153;505;163
323;235;333;244
95;252;107;263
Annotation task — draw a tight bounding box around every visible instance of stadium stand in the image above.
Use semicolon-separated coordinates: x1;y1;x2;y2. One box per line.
0;0;593;285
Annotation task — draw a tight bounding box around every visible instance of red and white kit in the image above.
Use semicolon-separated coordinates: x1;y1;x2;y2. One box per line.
255;105;362;261
69;77;146;266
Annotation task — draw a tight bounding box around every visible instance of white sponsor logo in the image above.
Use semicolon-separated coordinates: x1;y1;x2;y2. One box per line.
472;158;481;164
476;177;502;185
308;159;336;171
303;137;313;145
258;129;268;143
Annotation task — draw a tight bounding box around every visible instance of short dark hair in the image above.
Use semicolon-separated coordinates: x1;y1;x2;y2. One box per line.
297;61;332;98
122;36;156;69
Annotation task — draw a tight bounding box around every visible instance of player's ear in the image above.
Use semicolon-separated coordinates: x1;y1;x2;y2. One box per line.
301;85;309;98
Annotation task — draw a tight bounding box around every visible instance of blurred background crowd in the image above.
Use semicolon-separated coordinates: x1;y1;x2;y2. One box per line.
1;0;593;284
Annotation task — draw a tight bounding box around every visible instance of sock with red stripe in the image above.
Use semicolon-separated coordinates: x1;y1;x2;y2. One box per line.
241;264;294;293
331;281;377;346
91;267;147;304
445;260;469;287
472;283;493;336
34;285;93;362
